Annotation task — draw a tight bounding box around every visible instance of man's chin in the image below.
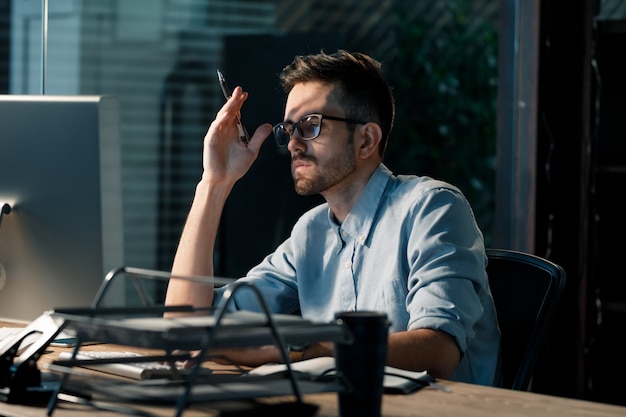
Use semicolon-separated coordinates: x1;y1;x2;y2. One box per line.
294;187;314;196
294;180;315;196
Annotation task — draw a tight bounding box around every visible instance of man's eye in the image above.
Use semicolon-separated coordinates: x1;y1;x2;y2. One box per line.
302;118;319;129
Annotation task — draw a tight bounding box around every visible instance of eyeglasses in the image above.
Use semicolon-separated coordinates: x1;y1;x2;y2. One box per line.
272;113;367;147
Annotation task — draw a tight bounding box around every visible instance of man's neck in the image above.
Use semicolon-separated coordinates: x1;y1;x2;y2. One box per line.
322;163;379;224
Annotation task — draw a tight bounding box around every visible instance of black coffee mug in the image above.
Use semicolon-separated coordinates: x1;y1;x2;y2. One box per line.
334;311;390;417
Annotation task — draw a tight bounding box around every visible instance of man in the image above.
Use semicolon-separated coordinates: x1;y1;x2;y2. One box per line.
165;50;500;385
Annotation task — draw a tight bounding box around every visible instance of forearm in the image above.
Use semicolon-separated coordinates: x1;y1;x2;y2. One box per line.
386;329;460;378
164;85;272;314
303;329;460;379
165;179;233;310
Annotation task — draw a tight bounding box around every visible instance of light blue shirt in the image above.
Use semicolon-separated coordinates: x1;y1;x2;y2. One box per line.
215;164;500;386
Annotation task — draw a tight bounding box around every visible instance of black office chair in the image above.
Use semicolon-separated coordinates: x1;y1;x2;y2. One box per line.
486;248;566;391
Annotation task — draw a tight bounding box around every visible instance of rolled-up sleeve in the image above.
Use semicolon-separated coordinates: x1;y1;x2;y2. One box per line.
405;186;488;355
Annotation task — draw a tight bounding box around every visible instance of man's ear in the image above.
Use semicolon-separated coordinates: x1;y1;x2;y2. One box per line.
357;122;383;159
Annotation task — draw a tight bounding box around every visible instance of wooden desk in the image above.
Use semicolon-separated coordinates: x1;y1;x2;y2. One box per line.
1;377;625;417
3;322;626;417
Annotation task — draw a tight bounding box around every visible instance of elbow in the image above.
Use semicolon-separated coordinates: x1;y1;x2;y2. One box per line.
430;337;462;379
427;354;460;379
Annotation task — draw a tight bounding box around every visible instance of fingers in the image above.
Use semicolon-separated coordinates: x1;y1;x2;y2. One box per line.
247;123;273;150
215;87;246;128
181;349;202;369
222;86;246;114
182;358;197;369
213;87;271;150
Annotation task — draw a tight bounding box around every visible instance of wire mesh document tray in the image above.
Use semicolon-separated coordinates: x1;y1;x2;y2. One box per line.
43;267;353;417
51;309;349;352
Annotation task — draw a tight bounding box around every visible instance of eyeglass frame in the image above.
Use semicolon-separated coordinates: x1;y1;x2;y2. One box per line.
272;113;367;147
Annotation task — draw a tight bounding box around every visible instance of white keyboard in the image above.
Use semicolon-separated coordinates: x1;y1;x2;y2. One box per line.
57;351;210;380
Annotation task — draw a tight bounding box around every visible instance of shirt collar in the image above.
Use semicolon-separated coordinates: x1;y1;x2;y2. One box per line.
327;163;392;248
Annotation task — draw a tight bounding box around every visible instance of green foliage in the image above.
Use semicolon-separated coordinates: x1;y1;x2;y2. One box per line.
384;1;498;241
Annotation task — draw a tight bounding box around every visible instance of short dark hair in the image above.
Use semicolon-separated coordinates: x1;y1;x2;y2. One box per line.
279;50;395;157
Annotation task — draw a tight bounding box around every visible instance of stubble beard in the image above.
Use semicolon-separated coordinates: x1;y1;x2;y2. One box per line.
292;143;357;196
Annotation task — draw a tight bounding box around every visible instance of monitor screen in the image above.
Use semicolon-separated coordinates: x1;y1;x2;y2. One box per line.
0;95;124;321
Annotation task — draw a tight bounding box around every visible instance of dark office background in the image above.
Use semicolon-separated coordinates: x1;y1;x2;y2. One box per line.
1;0;625;406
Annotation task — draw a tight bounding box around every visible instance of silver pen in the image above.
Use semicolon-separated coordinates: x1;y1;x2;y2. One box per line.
216;69;250;144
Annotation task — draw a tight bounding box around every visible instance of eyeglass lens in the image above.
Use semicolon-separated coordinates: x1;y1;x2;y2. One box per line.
274;114;322;146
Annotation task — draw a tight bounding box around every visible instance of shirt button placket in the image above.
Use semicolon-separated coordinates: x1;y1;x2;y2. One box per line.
339;229;357;310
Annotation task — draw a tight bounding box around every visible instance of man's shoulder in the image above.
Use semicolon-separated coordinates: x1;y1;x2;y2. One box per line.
373;164;461;198
294;202;329;226
390;173;464;199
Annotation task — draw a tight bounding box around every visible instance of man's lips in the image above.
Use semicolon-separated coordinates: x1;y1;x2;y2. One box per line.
291;157;313;171
292;160;309;169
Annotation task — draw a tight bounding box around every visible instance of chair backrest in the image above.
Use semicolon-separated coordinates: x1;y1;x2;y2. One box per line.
486;248;566;390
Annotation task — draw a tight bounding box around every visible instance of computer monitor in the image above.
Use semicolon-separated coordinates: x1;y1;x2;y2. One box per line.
0;95;124;321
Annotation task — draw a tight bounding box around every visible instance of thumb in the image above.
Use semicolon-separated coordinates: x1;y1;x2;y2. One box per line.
247;123;273;150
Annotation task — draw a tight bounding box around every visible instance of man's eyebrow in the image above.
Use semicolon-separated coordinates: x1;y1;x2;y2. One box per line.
283;112;321;124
